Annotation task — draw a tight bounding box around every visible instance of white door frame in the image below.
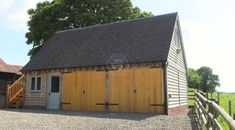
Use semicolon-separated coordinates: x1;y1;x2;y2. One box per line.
47;73;62;110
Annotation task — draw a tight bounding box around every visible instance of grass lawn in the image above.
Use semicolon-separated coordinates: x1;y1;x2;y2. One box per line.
188;88;199;107
209;93;235;129
188;88;235;129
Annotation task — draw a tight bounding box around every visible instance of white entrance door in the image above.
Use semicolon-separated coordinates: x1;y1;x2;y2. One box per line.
48;76;60;110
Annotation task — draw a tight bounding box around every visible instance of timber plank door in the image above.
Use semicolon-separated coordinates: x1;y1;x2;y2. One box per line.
134;67;164;113
62;72;82;110
109;67;164;113
62;70;106;111
81;70;106;111
109;69;134;112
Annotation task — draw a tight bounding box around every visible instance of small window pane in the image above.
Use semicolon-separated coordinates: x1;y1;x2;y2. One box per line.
31;77;35;90
51;76;59;93
37;77;41;90
176;30;181;47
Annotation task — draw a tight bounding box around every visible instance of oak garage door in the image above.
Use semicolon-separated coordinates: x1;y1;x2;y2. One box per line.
62;70;105;111
109;67;164;113
62;67;164;113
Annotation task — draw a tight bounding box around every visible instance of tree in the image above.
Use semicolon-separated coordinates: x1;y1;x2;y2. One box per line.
197;66;220;93
26;0;153;56
187;68;200;89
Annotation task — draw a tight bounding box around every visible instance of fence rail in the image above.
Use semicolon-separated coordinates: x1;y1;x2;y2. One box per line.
194;92;235;130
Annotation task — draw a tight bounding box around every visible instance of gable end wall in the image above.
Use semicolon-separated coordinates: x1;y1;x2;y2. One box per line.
166;21;188;110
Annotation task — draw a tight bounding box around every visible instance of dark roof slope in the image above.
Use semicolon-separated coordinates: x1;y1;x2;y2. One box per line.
22;12;177;71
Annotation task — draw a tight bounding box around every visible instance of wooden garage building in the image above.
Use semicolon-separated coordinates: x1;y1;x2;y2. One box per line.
22;12;188;115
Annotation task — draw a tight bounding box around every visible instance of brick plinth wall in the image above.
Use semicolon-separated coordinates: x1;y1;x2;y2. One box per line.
167;105;188;115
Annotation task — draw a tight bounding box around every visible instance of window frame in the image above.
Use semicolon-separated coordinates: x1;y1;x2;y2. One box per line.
50;76;60;93
175;28;181;48
30;76;42;92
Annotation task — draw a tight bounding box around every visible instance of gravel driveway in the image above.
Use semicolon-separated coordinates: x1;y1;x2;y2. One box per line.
0;109;196;130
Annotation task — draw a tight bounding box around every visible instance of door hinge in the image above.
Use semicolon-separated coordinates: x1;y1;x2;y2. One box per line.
61;102;71;105
150;104;164;106
96;103;119;106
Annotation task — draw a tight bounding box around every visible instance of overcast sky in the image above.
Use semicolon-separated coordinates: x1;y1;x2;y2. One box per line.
0;0;235;92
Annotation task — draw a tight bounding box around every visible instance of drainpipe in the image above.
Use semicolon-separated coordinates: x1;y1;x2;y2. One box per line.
162;62;168;115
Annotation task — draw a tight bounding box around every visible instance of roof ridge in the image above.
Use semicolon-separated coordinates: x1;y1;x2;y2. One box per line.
56;12;178;34
8;64;23;67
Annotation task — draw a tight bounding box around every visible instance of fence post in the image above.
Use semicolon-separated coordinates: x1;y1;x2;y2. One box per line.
217;93;220;105
210;93;212;99
233;114;235;120
214;101;219;118
229;100;232;116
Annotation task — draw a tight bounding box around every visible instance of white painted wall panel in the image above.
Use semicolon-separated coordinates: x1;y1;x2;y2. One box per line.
167;22;188;109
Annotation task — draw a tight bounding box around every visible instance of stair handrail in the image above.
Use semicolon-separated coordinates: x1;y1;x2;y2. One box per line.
7;75;24;90
6;75;24;107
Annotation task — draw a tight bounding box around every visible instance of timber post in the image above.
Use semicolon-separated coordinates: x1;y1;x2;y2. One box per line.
6;84;10;107
229;100;232;116
214;100;219;118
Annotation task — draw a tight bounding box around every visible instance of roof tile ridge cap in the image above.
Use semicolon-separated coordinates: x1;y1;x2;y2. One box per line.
55;19;140;34
8;64;23;67
55;12;178;34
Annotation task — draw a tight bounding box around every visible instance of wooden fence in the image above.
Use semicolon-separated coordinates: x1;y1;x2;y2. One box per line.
194;92;235;130
207;92;234;118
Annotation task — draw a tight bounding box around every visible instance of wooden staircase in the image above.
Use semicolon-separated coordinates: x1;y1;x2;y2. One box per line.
6;75;24;108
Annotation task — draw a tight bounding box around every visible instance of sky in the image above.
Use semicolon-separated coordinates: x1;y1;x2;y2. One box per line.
0;0;235;92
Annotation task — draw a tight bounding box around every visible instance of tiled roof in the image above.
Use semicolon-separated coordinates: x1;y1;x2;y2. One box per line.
23;12;177;71
0;58;22;74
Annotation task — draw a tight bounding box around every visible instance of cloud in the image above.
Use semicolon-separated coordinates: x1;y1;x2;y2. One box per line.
0;0;13;13
0;0;43;32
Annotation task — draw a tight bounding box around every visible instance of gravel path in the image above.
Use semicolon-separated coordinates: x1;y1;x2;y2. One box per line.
0;109;195;130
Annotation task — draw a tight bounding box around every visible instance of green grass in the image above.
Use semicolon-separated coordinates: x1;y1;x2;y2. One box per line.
209;93;235;129
187;88;204;107
187;88;196;107
188;88;235;129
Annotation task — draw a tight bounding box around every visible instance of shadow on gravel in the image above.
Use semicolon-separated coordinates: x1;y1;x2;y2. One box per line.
187;109;201;130
0;109;160;121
